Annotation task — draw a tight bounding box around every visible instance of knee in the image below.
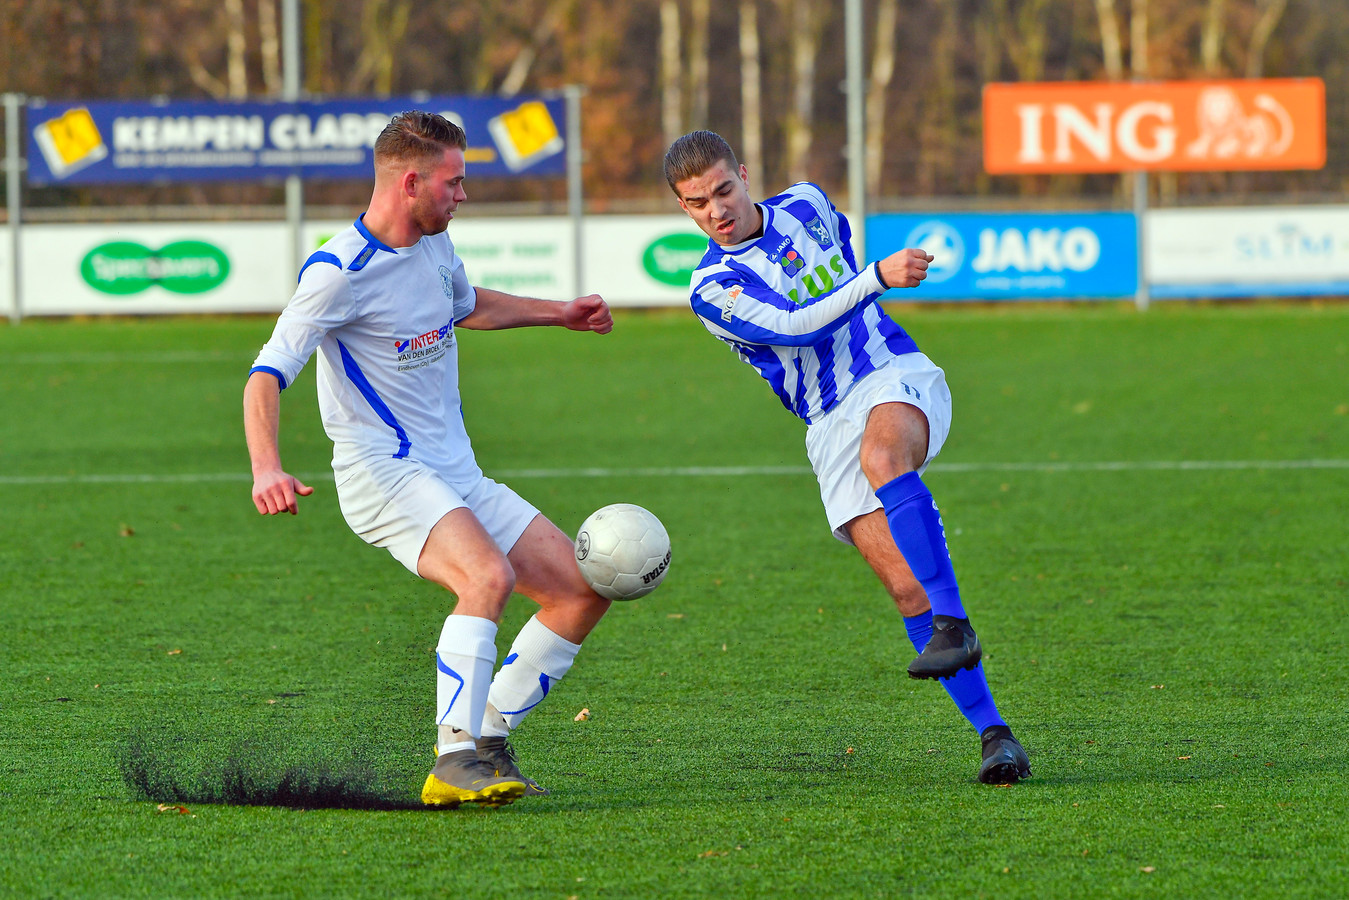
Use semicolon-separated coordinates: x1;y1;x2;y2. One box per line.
472;558;517;604
860;441;913;489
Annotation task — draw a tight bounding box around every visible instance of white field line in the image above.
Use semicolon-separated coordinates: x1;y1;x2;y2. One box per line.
2;458;1347;486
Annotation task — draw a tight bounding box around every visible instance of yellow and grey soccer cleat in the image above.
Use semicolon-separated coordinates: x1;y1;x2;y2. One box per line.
477;736;550;797
421;749;527;808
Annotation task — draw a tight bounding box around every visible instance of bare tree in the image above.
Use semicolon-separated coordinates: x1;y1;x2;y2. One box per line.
661;0;682;147
259;0;283;96
1246;0;1289;77
688;0;710;129
499;2;567;97
1094;0;1125;79
739;0;763;179
782;0;819;182
864;0;899;197
1200;0;1227;73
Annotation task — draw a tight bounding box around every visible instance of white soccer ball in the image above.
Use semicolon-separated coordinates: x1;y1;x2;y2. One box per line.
574;503;671;601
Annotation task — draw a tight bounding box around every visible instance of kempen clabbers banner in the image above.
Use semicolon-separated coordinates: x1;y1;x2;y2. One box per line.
26;95;567;184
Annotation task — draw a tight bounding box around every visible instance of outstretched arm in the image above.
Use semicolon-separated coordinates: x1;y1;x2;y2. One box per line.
457;287;613;334
243;370;313;515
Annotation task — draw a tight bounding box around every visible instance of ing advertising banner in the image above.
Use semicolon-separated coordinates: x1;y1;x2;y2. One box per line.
25;95;567;185
866;212;1138;300
983;79;1325;173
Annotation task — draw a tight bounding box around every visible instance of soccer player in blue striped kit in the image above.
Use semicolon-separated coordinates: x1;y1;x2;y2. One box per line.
664;131;1029;783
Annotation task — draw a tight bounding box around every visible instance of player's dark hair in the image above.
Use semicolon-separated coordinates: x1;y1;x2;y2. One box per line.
374;111;467;170
663;130;739;194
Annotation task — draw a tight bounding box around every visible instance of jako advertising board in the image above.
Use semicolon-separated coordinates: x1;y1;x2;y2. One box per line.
865;212;1138;300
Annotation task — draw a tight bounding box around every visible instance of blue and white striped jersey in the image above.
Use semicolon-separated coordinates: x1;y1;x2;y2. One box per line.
688;182;919;424
250;215;483;484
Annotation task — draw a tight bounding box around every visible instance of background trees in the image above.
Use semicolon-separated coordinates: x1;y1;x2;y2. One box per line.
2;0;1344;211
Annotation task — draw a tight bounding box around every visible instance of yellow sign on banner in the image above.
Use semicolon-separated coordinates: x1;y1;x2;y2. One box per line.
487;101;564;172
33;107;109;178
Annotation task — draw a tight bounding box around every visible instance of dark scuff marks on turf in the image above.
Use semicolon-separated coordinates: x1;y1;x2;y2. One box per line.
117;726;426;811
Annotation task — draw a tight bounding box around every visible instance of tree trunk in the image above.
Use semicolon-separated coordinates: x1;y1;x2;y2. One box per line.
865;0;898;197
1130;0;1148;78
661;0;682;147
225;0;248;97
1200;0;1226;74
739;0;763;179
783;0;817;183
258;0;282;96
688;0;710;129
1094;0;1124;79
1246;0;1289;78
499;3;565;96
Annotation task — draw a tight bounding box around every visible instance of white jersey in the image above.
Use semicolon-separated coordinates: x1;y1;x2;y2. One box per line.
688;182;919;424
250;215;482;484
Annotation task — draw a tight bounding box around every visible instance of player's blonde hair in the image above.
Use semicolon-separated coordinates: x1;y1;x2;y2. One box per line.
663;130;739;195
374;111;467;172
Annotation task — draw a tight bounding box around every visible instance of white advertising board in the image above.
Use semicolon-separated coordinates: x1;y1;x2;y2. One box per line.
20;222;293;315
1148;206;1349;298
581;215;707;307
307;217;577;303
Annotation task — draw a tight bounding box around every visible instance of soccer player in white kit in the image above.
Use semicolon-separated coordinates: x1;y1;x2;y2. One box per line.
664;131;1029;784
244;111;614;808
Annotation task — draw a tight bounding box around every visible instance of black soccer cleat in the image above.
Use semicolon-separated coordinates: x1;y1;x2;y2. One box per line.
907;615;982;680
978;725;1031;784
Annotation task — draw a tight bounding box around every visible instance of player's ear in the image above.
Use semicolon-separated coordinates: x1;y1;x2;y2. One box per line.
401;168;419;198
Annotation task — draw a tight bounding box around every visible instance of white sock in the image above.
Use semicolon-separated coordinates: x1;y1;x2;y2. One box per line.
482;616;582;736
435;615;498;746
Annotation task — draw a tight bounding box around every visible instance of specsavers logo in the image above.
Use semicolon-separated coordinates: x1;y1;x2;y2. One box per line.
80;240;230;295
642;233;707;286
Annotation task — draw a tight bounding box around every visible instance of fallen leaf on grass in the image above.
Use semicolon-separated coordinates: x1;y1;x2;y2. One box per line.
1178;756;1192;760
1141;866;1156;874
574;708;590;722
156;804;193;815
119;525;135;537
699;850;729;858
167;649;182;656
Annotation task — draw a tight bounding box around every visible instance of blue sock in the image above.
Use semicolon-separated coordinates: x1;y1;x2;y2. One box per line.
876;472;966;619
904;610;1006;734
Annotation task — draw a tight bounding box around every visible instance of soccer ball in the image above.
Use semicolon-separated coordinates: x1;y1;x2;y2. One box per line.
574;503;671;601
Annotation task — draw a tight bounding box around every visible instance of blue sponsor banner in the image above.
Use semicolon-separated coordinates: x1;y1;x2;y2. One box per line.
26;95;567;186
865;212;1138;300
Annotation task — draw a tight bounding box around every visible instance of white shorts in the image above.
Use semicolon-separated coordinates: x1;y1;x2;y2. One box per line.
335;458;540;576
804;352;952;545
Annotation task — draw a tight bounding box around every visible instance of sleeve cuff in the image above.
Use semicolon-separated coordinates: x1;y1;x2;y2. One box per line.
248;365;288;391
871;261;889;291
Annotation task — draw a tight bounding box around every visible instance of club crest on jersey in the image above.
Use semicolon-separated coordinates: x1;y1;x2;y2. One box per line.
766;235;806;277
439;265;455;299
804;216;834;248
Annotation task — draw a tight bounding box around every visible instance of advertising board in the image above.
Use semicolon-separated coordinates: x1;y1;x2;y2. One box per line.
865;212;1138;300
25;95;567;185
984;79;1325;173
1148;206;1349;298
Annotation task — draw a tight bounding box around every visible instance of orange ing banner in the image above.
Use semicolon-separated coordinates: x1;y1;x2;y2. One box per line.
983;79;1325;173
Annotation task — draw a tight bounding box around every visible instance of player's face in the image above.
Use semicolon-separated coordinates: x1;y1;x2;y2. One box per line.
675;160;760;245
410;147;468;236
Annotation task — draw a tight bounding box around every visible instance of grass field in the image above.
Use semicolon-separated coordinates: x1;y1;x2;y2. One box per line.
1;302;1347;899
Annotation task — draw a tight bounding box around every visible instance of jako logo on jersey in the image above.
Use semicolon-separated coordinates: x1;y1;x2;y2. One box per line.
394;320;452;354
765;235;806;276
804;216;834;249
